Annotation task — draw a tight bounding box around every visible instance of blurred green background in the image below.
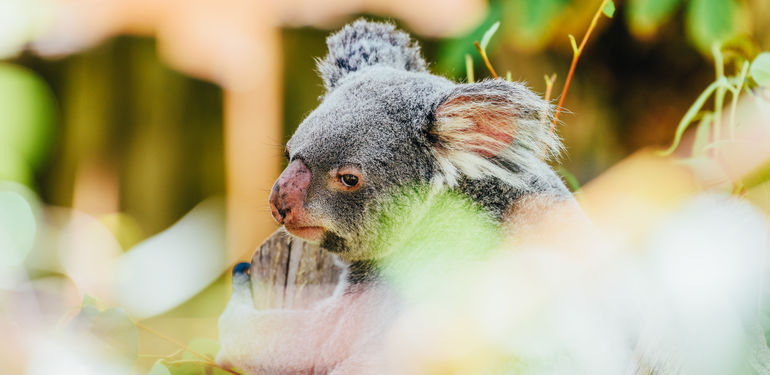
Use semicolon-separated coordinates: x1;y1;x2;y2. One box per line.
4;0;768;238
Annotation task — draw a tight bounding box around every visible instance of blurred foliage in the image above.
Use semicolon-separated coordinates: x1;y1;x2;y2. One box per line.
17;37;225;236
684;0;746;54
370;186;502;298
751;52;770;86
71;296;139;366
0;63;55;186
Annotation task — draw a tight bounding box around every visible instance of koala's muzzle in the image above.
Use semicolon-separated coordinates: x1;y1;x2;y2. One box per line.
269;160;323;240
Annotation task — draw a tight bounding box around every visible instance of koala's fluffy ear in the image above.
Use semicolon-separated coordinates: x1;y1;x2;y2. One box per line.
317;19;428;92
430;79;561;184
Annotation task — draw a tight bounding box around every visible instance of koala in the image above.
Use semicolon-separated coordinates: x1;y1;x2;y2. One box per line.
217;19;576;374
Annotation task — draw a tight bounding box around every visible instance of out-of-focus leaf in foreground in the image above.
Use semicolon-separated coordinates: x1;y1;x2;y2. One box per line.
685;0;745;55
0;63;55;185
627;0;681;37
750;52;770;87
69;296;139;365
436;1;503;78
501;0;569;51
368;186;502;300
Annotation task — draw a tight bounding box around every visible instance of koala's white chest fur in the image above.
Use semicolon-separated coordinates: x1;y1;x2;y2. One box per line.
217;272;398;375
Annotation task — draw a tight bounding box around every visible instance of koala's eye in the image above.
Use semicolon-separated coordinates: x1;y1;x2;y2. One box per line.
340;174;359;187
332;166;363;192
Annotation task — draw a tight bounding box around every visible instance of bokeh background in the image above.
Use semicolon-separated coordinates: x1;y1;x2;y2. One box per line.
1;0;769;373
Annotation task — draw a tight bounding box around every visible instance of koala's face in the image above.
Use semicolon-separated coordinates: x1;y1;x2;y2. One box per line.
269;68;453;260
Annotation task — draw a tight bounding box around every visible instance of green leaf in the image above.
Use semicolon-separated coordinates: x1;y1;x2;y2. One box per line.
148;361;172;375
750;52;770;87
556;167;582;192
0;149;32;186
0;63;56;169
659;79;722;155
436;1;503;79
626;0;682;37
602;0;616;18
568;34;579;55
501;0;570;51
686;0;743;54
373;187;502;300
479;21;501;52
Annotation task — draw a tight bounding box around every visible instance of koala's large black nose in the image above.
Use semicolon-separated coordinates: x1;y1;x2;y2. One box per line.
269;160;312;226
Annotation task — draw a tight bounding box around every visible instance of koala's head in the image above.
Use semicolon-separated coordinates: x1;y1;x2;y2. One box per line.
269;19;561;261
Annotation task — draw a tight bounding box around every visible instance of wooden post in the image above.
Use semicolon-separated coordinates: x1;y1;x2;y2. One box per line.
248;229;346;310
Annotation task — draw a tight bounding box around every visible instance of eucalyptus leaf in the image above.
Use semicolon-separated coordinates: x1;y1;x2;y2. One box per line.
556;167;582;193
0;148;32;186
568;34;578;54
0;63;55;169
627;0;681;37
685;0;742;54
750;52;770;87
436;1;503;78
374;187;502;300
602;0;616;18
501;0;569;51
479;21;500;52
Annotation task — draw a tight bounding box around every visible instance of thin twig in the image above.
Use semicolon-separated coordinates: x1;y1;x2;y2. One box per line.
474;41;498;79
544;74;558;102
133;320;243;375
551;0;611;131
712;44;726;160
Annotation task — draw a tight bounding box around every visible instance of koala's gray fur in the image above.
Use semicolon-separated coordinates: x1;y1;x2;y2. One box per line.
218;19;575;374
316;20;428;92
287;18;570;264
